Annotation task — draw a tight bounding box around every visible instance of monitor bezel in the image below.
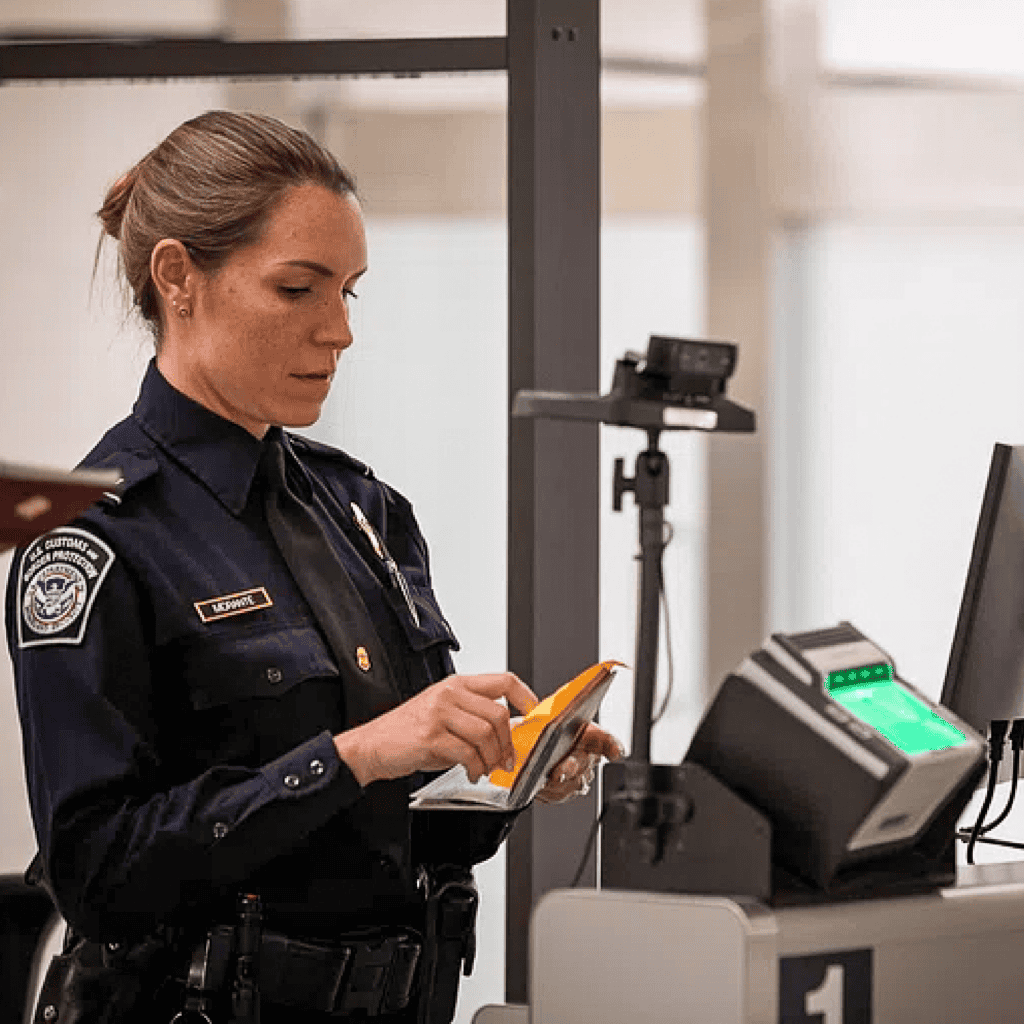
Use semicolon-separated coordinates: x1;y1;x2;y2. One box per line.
941;442;1015;730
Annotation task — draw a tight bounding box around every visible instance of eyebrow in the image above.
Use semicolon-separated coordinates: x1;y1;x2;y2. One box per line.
280;259;368;280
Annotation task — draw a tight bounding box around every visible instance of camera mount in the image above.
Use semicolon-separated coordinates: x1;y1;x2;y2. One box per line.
512;335;755;761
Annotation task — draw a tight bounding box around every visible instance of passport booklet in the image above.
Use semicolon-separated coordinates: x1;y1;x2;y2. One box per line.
409;659;622;812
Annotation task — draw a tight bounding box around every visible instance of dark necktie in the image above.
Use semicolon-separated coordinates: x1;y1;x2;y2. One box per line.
258;433;399;726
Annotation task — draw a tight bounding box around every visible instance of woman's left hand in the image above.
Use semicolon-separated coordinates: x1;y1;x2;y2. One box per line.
535;723;625;804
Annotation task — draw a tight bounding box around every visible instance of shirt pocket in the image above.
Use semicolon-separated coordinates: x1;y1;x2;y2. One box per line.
179;626;339;711
387;583;460;655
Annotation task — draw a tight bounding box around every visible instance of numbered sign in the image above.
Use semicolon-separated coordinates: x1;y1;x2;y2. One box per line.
779;949;873;1024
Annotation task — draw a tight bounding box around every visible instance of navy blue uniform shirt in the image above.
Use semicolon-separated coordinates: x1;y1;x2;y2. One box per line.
6;361;462;944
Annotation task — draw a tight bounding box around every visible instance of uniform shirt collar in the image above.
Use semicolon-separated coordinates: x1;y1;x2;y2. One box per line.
133;360;269;516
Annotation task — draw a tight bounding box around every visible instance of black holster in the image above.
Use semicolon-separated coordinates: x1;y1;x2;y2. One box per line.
32;929;180;1024
416;865;479;1024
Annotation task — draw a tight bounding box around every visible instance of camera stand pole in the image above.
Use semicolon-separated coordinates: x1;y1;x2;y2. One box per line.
613;427;669;762
512;335;758;888
606;430;770;894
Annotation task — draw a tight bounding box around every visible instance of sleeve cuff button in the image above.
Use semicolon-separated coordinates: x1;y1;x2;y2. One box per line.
213;822;229;840
309;759;325;776
284;774;302;789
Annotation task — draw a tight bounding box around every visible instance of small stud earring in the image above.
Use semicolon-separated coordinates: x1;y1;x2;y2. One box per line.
179;306;190;318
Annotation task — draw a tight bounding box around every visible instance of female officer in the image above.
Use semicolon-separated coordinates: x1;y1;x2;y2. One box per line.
7;110;619;1023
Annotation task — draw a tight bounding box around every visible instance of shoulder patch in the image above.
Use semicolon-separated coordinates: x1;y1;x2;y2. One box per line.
17;527;116;648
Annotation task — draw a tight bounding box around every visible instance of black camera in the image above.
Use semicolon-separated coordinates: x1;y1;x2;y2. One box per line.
512;334;753;433
615;336;737;406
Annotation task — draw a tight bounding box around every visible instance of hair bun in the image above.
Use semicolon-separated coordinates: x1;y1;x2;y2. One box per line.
97;167;139;241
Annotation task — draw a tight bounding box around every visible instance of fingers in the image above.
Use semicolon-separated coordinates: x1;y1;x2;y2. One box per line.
575;723;625;761
537;752;596;803
342;671;585;786
443;702;513;782
535;726;625;804
440;677;522;771
557;754;596;788
458;672;539;716
436;673;539;779
410;672;533;781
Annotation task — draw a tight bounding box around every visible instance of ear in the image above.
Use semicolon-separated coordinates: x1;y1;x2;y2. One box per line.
150;239;194;318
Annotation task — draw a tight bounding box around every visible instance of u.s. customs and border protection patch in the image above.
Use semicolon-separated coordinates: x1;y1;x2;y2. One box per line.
17;527;115;648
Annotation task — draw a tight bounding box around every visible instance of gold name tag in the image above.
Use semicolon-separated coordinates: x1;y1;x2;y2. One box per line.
195;587;273;623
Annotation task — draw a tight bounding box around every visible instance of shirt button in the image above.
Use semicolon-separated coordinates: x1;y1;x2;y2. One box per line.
266;667;283;683
309;759;325;776
213;822;229;840
284;774;302;789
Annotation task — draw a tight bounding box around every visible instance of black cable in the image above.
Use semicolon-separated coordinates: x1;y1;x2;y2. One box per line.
980;718;1024;834
964;834;1024;852
966;768;999;865
570;802;609;888
965;719;1009;865
651;522;675;726
975;747;1020;834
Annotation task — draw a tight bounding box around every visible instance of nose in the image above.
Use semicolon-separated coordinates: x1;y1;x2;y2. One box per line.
316;291;354;351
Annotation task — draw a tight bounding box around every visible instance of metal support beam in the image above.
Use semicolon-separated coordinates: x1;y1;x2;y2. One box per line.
0;35;507;82
506;0;600;1004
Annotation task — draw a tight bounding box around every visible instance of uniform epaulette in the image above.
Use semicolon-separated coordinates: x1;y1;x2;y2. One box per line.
287;433;375;479
85;451;161;509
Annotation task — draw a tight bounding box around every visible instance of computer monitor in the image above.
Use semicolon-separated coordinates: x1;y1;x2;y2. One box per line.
941;444;1024;737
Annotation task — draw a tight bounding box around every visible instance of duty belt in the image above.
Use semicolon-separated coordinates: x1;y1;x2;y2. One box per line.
179;924;421;1019
260;928;421;1015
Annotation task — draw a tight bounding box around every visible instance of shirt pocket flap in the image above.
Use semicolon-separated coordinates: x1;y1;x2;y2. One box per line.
181;626;338;710
392;584;460;654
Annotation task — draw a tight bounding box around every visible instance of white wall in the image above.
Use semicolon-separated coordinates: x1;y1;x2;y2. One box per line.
773;221;1024;694
823;0;1024;79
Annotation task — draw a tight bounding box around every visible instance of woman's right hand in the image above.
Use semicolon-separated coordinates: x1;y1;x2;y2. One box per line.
333;672;539;787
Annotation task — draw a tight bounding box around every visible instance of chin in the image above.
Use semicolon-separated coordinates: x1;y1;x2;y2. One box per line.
275;406;323;429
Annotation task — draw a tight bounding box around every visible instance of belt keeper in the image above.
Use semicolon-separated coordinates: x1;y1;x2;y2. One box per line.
383;934;422;1013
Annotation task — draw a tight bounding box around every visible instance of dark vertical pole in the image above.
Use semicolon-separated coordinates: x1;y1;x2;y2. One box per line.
506;0;600;1006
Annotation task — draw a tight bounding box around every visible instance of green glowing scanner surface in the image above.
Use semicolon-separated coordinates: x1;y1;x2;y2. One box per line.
826;673;967;756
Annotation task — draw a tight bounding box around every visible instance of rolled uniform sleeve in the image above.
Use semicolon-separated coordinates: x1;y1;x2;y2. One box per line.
7;539;363;943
